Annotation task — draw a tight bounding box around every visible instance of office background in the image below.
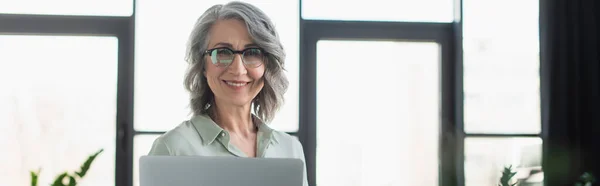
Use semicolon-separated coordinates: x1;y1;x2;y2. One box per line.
0;0;598;186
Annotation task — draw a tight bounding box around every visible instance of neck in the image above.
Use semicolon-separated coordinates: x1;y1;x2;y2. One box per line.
211;99;256;137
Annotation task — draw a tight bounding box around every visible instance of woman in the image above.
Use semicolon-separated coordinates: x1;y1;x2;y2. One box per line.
148;1;307;186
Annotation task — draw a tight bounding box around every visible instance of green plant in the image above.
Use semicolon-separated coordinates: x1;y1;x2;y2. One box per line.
499;165;519;186
500;165;596;186
575;172;596;186
30;149;104;186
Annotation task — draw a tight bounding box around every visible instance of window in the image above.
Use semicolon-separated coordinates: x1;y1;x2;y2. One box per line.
0;35;118;186
316;40;440;186
0;0;133;16
301;0;454;22
463;0;540;134
0;0;546;186
462;0;541;185
133;135;161;186
464;138;542;186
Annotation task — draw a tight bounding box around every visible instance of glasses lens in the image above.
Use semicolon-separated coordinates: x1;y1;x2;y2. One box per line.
211;48;233;67
243;48;265;67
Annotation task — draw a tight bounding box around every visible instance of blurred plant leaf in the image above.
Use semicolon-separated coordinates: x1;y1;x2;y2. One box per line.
30;148;103;186
575;172;596;186
580;172;596;183
68;175;77;186
499;165;518;186
30;168;40;186
51;172;69;186
75;149;103;178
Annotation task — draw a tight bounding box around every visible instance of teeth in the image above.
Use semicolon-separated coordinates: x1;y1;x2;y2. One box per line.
226;81;246;87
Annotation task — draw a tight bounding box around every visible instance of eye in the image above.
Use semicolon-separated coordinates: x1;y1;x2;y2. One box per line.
244;48;263;57
216;48;232;56
210;48;234;66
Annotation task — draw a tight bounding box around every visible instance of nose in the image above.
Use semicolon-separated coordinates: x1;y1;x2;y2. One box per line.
226;54;247;75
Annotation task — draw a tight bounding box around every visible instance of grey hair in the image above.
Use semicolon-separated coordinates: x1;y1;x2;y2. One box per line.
184;1;288;123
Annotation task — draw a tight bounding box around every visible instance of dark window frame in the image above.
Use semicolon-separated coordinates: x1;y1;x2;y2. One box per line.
0;0;549;185
0;13;136;186
457;0;544;186
298;19;459;186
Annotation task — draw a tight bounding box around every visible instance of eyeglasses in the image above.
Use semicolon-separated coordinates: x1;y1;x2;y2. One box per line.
204;47;267;68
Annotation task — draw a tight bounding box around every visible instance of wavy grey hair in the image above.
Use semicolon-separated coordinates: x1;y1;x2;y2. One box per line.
184;1;288;123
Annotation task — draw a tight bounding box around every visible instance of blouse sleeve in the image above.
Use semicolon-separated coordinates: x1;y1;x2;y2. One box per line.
292;138;309;186
148;136;172;156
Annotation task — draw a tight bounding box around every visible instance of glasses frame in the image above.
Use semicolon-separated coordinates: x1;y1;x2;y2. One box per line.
203;47;267;68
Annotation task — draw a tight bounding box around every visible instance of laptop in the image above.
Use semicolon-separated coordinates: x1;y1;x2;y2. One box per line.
139;156;304;186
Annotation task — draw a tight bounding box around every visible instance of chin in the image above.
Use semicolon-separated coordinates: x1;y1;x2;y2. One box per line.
227;98;253;107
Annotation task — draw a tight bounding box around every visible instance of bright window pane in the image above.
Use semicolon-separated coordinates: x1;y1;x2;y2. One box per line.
463;0;540;134
134;135;161;186
465;137;543;186
317;40;440;186
135;0;299;132
0;0;132;16
302;0;453;22
0;35;117;186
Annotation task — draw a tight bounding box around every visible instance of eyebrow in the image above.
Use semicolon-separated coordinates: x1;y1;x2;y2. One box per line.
212;42;259;49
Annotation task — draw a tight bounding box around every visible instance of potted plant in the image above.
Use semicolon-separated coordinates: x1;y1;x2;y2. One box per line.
498;165;519;186
575;172;596;186
499;165;596;186
30;149;104;186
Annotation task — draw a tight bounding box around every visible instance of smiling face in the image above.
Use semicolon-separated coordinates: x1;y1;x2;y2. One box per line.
204;19;265;107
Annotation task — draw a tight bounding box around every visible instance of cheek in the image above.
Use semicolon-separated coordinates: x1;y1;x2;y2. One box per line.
204;65;223;86
249;68;265;83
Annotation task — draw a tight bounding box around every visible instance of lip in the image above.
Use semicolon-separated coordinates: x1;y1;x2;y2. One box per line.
222;80;250;90
223;80;251;84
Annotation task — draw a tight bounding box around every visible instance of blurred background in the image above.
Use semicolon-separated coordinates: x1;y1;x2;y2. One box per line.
1;0;597;186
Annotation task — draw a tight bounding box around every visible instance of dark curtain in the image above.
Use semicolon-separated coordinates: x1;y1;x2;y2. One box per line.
540;0;600;185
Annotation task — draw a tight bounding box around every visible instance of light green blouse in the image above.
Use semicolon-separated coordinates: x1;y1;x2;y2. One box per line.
147;114;308;186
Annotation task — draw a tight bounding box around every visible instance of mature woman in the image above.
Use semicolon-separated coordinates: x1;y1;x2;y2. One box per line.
148;1;307;185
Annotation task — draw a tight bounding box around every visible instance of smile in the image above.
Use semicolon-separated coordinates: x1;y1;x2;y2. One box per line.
223;80;250;87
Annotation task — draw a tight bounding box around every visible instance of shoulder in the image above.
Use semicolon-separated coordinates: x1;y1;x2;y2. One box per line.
271;130;299;145
159;120;200;144
270;130;309;186
271;130;305;157
148;120;200;155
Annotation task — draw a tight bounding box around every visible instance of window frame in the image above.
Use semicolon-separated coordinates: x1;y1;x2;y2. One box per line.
0;13;135;186
458;0;544;185
0;0;548;185
298;19;459;186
